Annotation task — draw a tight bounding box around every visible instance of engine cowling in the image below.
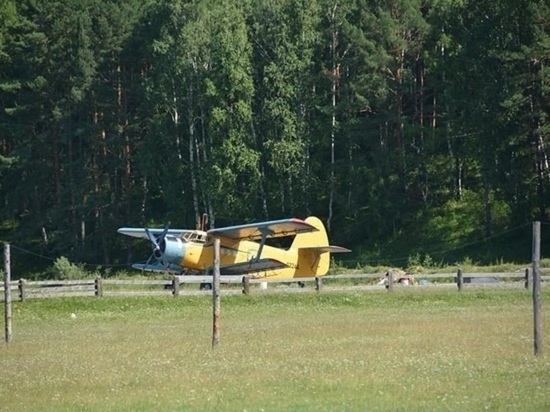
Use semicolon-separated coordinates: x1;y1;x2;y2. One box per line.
161;235;186;265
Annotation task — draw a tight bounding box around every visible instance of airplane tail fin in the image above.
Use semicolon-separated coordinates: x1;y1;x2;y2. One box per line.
291;216;350;277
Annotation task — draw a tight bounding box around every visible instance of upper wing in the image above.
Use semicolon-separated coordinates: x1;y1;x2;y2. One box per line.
218;258;287;276
118;228;185;239
207;218;317;241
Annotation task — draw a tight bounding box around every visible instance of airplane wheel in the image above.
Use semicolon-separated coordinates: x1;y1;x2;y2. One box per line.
200;283;212;290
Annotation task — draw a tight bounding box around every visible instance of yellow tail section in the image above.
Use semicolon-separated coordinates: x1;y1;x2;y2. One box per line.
291;216;331;277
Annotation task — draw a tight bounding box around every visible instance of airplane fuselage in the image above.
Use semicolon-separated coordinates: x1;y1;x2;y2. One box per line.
174;238;313;278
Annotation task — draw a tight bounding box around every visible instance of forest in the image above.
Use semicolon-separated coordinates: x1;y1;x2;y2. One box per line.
0;0;549;275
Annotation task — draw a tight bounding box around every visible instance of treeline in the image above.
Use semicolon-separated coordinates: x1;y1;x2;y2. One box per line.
0;0;548;271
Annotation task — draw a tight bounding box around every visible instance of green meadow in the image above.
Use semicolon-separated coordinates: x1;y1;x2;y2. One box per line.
1;289;549;411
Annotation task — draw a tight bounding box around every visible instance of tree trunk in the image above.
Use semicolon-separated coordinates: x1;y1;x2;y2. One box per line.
327;2;338;233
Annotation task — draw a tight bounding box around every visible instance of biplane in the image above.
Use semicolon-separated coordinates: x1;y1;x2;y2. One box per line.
118;216;350;279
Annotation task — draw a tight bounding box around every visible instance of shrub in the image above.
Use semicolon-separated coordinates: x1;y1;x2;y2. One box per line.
51;256;89;280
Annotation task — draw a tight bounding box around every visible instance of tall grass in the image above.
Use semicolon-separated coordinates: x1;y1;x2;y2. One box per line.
1;289;549;411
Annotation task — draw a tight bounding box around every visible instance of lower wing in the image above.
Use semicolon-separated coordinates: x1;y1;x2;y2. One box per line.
299;245;351;253
218;258;287;276
131;263;182;274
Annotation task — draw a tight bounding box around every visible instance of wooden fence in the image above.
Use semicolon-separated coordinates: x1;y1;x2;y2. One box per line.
1;269;548;301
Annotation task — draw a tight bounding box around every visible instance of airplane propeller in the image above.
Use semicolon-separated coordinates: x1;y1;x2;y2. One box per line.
145;225;170;267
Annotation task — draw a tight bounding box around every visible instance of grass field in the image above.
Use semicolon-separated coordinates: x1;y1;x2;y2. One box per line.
1;288;549;411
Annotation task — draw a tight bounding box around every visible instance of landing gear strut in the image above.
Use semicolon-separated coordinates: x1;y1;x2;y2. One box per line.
200;282;212;291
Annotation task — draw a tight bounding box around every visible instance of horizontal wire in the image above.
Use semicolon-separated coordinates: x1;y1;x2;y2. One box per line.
4;220;546;269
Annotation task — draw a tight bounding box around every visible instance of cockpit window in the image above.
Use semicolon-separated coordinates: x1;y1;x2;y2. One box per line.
181;231;207;243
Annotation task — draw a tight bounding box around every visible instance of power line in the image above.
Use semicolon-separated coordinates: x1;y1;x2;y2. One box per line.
10;245;57;262
8;244;129;269
4;221;542;270
347;222;532;266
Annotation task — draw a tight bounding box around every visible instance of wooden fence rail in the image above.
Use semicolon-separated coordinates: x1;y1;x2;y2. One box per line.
1;269;548;301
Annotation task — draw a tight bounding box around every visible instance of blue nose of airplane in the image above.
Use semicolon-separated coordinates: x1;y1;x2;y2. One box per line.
162;236;186;265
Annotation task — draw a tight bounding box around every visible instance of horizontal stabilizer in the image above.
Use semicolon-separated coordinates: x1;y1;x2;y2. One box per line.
218;258;287;276
299;245;351;253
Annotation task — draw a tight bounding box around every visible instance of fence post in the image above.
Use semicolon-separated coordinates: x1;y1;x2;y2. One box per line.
315;276;323;292
95;276;103;298
212;239;221;349
524;268;532;291
387;270;394;292
4;243;12;343
457;268;464;291
172;275;180;297
18;278;26;302
532;221;543;356
242;276;250;295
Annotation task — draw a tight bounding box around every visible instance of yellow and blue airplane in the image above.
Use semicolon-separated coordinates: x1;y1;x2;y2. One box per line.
118;216;350;279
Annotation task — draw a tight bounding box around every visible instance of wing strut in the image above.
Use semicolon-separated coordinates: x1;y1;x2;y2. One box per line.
253;227;274;262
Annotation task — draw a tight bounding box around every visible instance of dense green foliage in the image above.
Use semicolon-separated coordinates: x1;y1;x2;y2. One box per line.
1;0;549;273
